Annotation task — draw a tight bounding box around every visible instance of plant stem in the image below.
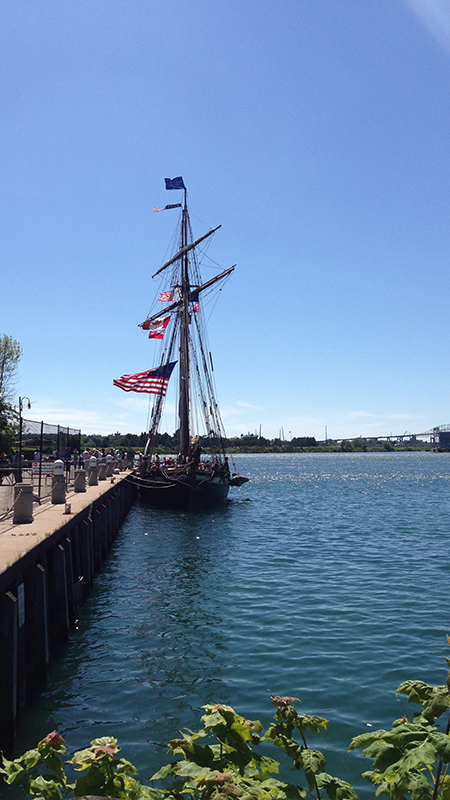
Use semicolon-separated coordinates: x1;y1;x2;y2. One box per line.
299;729;321;800
431;712;450;800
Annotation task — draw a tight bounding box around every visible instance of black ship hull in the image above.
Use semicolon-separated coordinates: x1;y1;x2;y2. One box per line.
136;472;229;511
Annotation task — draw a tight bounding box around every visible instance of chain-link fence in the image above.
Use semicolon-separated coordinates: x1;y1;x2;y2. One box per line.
0;419;82;508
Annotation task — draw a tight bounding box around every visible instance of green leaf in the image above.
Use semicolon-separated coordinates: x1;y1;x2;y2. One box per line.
29;775;63;800
174;760;213;779
90;735;119;749
69;746;96;765
301;749;326;791
151;762;177;781
283;783;308;800
257;777;288;790
73;769;107;797
399;741;437;770
403;771;433;800
315;771;359;800
116;757;140;775
43;752;66;783
361;768;382;786
231;719;255;744
441;774;450;800
384;723;431;749
396;681;437;704
362;741;401;773
203;711;228;729
258;756;280;775
349;730;389;752
0;755;25;784
296;715;329;736
396;682;450;722
22;748;42;769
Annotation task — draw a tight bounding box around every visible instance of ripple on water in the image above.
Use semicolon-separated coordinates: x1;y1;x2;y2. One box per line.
10;453;450;799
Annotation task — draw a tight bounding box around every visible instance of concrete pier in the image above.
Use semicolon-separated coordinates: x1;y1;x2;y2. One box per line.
0;472;137;751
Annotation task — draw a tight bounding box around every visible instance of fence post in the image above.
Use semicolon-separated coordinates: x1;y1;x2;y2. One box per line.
38;420;44;499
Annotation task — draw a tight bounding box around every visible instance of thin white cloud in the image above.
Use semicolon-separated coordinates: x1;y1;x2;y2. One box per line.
345;411;421;422
403;0;450;52
235;401;264;410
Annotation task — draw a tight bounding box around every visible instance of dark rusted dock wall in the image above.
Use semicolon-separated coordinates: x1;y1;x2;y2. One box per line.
0;476;137;751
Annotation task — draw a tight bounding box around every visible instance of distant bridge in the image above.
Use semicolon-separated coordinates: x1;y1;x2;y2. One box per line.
337;424;450;445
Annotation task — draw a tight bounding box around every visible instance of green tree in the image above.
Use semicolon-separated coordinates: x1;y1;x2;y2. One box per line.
0;335;21;456
0;397;16;456
0;334;22;401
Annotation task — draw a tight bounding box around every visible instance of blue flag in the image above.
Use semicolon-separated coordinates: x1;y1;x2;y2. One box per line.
165;176;185;190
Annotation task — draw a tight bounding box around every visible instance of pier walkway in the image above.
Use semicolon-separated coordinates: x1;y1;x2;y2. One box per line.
0;472;132;577
0;468;138;751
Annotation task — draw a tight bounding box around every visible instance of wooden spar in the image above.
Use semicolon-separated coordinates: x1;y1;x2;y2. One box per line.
138;265;235;328
151;225;222;278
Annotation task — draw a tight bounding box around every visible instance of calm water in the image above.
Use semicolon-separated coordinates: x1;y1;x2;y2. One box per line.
11;453;450;797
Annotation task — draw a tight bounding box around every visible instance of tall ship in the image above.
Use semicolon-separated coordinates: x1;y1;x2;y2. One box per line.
114;177;248;511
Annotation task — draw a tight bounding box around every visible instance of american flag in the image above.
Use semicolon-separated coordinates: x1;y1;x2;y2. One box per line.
113;362;177;395
158;290;175;302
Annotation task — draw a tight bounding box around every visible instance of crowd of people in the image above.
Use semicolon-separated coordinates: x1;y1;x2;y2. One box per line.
139;451;230;480
0;447;138;485
1;446;230;485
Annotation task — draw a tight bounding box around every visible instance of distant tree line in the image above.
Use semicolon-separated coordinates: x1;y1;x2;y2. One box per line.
80;431;319;454
80;430;432;454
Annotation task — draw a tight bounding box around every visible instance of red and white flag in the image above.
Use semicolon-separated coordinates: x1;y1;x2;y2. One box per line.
158;290;175;302
141;315;171;339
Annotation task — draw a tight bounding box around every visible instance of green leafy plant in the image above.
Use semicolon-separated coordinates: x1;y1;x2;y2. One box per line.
0;731;156;800
5;656;450;800
151;697;356;800
0;698;352;800
349;664;450;800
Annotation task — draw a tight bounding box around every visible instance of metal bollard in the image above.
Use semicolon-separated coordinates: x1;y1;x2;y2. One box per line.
13;483;34;524
88;456;98;486
105;454;114;478
74;469;86;493
52;477;66;504
52;460;66;504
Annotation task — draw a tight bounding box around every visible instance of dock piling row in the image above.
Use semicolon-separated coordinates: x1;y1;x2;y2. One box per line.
0;473;137;752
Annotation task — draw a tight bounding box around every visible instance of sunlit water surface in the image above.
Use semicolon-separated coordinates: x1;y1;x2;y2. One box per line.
11;453;450;797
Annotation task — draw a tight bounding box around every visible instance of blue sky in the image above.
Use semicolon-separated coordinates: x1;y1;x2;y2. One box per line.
1;0;450;440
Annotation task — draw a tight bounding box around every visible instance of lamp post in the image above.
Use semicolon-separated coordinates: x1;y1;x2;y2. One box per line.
18;396;31;483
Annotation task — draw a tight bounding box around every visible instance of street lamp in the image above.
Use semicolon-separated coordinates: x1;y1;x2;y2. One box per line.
18;396;31;483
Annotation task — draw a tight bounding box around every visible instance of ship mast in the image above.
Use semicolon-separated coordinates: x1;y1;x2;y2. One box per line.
178;188;190;458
